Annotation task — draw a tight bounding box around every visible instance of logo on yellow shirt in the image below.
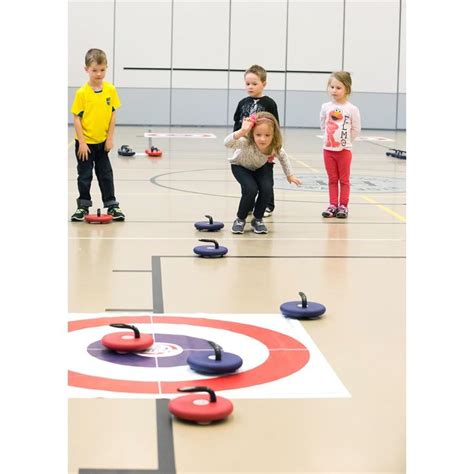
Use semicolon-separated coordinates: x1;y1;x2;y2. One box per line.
106;97;111;106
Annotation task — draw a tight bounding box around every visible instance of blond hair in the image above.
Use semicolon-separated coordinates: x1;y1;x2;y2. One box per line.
85;48;108;67
328;71;352;96
247;112;282;154
244;65;267;83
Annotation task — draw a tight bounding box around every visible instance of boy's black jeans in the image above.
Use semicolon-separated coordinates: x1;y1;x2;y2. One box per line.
75;140;119;209
231;163;273;220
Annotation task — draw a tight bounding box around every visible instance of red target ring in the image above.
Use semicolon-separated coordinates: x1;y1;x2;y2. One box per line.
68;315;310;394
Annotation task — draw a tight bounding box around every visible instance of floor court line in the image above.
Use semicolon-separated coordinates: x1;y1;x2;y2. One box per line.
287;155;320;173
69;237;405;242
111;256;406;266
84;220;405;225
362;195;406;222
78;400;175;474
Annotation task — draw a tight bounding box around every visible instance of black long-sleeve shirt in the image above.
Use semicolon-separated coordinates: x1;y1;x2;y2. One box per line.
233;96;280;131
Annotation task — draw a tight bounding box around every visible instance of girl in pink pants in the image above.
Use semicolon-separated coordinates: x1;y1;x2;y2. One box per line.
320;71;361;218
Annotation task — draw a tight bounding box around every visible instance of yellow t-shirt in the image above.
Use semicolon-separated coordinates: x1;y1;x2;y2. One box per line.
71;82;121;144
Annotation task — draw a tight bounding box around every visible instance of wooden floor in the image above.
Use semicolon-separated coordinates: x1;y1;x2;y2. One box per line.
68;125;406;474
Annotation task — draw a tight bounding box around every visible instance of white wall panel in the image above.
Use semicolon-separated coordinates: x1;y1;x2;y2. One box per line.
344;0;400;93
172;71;228;88
173;0;230;69
229;71;286;90
114;1;172;87
398;0;406;93
287;0;343;71
230;1;287;70
68;1;115;87
286;72;331;91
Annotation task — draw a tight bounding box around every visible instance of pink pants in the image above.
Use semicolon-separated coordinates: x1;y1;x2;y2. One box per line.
323;148;352;207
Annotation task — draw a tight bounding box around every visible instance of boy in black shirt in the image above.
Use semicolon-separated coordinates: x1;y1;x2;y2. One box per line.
233;65;279;217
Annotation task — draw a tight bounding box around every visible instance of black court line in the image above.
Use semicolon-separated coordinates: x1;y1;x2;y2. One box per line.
79;400;176;474
112;220;406;225
105;308;154;311
114;255;406;275
149;170;406;204
152;256;164;314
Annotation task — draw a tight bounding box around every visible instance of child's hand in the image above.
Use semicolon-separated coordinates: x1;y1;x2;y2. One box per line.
287;175;302;186
77;142;90;161
241;117;255;134
105;138;113;152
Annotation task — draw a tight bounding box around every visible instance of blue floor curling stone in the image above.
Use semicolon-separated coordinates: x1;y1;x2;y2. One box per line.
187;340;243;374
193;239;228;258
280;291;326;320
118;145;135;157
194;215;224;232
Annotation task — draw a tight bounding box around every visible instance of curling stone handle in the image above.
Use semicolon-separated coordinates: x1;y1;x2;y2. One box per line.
207;340;222;361
109;323;140;339
204;215;214;225
298;292;308;309
177;386;217;403
199;239;219;249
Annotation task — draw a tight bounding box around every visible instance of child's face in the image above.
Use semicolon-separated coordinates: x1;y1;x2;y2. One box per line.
245;73;266;98
252;122;273;153
328;78;347;102
85;61;107;86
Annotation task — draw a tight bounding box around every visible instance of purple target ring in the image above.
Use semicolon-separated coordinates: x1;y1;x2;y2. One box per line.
87;333;212;368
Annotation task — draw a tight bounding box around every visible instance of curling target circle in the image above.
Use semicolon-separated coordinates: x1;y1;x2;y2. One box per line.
68;315;310;394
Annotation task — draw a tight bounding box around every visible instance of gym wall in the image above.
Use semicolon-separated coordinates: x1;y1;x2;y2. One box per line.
68;0;406;129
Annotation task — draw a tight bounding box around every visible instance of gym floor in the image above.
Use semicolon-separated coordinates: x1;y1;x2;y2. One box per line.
68;125;406;474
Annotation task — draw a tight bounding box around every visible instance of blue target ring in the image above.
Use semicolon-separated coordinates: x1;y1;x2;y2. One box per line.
88;333;211;368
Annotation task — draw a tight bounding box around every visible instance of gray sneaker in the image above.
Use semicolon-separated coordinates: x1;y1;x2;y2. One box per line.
231;218;246;234
250;218;268;234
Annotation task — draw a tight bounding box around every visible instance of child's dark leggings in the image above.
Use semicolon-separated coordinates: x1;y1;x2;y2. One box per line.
75;140;119;209
231;163;273;220
267;162;275;211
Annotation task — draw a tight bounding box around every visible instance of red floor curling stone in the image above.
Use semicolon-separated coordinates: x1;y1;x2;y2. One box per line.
145;146;162;157
169;386;233;424
194;215;224;232
101;323;154;353
118;145;135;157
85;208;113;224
193;239;228;258
280;291;326;320
187;340;243;374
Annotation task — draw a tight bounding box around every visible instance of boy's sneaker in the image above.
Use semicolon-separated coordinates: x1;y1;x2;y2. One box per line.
71;207;89;222
232;218;246;234
322;205;338;218
263;207;274;218
336;205;348;218
250;218;268;234
107;207;125;221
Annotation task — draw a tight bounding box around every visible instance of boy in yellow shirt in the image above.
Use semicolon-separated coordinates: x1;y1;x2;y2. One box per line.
70;48;125;221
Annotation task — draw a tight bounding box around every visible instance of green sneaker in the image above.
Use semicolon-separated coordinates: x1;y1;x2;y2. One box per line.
107;207;125;221
71;208;89;222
